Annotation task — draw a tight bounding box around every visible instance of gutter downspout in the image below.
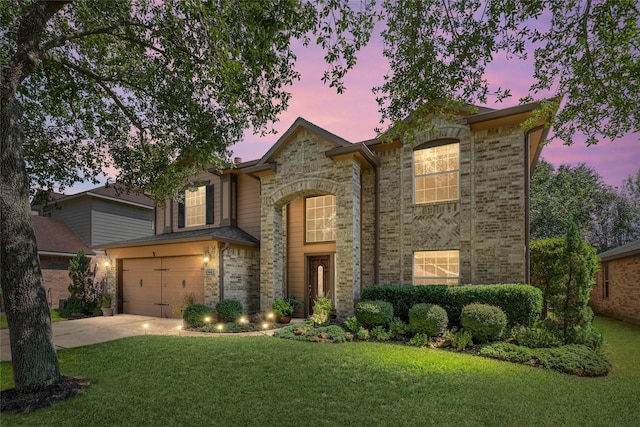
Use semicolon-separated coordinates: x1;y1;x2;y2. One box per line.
375;163;380;285
524;125;546;285
219;242;230;301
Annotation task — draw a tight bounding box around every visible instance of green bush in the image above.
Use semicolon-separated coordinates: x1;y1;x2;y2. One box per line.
344;316;361;333
451;329;474;351
273;324;347;343
535;345;609;376
409;333;431;347
355;300;394;329
461;303;507;342
356;327;370;340
361;284;542;327
370;326;390;342
510;325;562;348
183;304;213;328
479;343;609;376
388;317;412;341
479;342;535;363
409;303;448;337
215;299;243;323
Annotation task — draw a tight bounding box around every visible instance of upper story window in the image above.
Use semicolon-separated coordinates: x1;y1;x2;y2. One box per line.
306;195;336;243
414;142;459;204
413;250;460;286
185;186;206;227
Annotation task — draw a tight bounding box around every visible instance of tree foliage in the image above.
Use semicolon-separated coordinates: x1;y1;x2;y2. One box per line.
531;160;640;253
0;0;376;393
375;0;639;145
546;222;600;344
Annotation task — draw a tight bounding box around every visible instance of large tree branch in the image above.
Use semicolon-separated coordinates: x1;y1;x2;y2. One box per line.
6;0;69;93
46;56;145;137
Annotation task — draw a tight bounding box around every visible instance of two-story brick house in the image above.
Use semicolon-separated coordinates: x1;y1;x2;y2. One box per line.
98;100;551;319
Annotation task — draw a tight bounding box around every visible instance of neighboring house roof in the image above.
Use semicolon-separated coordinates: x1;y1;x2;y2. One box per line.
598;240;640;262
35;184;153;209
31;215;95;256
93;226;259;250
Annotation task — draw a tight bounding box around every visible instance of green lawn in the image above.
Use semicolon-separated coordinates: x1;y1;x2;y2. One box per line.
1;317;639;426
0;310;65;329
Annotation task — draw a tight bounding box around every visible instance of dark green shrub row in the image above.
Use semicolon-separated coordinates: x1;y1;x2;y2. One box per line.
183;304;213;328
361;284;542;327
216;299;243;323
409;303;448;336
479;342;609;376
461;303;507;342
355;300;394;328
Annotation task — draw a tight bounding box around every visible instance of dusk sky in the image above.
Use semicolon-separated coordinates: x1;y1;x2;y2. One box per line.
233;36;638;189
66;23;638;194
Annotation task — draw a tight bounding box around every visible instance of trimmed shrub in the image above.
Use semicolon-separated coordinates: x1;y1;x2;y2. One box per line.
215;299;243;323
361;284;542;327
479;342;535;363
409;333;431;347
408;303;448;337
183;304;213;328
356;327;370;341
355;300;394;329
461;303;507;342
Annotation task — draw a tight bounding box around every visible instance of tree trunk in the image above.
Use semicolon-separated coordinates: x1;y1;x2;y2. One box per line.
1;92;61;392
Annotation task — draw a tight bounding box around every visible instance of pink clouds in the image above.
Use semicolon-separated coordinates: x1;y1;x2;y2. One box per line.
232;36;638;188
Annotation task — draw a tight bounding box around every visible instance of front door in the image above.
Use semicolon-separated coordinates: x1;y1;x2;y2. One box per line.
308;255;331;315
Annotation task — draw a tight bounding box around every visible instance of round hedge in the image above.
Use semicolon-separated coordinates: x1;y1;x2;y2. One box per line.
215;299;243;323
355;300;394;328
183;304;213;328
409;303;448;337
461;303;507;342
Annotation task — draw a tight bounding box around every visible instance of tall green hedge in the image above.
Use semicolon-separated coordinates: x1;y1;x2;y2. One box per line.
361;284;542;327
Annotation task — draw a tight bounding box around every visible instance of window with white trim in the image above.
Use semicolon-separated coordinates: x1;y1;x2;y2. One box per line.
414;143;459;204
413;250;460;285
185;186;206;227
306;195;336;243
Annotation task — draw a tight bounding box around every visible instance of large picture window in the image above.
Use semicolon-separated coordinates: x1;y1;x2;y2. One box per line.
185;186;206;227
306;195;336;243
414;143;459;204
413;250;459;285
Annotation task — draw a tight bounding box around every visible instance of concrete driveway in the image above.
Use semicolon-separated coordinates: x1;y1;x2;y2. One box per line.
0;314;275;362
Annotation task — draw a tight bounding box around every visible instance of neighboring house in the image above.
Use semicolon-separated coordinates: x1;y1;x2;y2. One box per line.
97;100;551;319
33;184;155;247
31;215;95;308
590;240;640;325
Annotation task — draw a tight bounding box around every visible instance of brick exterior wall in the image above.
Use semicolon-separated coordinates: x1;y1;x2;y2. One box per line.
590;256;640;325
373;120;527;287
222;246;261;314
41;254;108;309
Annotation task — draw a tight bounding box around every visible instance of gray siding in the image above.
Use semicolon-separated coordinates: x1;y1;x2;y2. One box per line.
91;199;154;246
49;198;92;245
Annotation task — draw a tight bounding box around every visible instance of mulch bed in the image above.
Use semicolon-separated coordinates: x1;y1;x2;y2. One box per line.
0;376;89;414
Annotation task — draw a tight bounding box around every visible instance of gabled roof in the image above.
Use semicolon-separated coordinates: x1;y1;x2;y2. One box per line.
32;215;95;256
93;226;259;250
255;117;352;166
35;184;153;209
598;240;640;261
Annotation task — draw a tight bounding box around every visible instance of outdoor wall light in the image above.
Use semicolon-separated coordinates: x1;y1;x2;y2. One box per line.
203;250;211;264
103;260;110;267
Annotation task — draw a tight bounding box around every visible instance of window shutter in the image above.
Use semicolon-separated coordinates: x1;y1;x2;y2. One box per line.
206;184;214;224
178;200;185;228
